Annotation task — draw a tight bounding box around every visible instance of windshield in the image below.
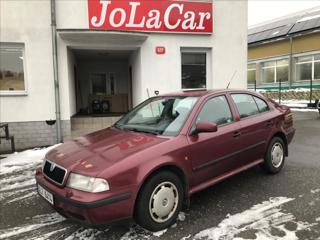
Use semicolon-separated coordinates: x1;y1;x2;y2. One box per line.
115;96;199;136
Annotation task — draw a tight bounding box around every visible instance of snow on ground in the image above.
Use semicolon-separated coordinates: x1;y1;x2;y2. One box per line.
64;227;109;240
0;144;59;175
279;100;310;108
191;197;317;240
0;213;65;240
290;108;319;112
0;145;60;205
311;189;320;194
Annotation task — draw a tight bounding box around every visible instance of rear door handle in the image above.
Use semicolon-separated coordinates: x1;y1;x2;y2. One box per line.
266;120;273;126
233;131;241;138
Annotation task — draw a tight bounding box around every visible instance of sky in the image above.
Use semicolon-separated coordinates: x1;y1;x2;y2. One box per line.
248;0;320;27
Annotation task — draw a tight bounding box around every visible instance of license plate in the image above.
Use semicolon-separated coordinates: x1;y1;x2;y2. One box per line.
38;184;54;205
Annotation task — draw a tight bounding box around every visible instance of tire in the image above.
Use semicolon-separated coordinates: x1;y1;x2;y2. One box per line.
134;171;184;232
261;137;286;174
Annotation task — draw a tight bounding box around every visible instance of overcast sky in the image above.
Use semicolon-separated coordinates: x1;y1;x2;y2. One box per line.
248;0;320;27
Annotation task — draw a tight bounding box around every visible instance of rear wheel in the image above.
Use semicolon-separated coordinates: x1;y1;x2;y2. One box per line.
261;137;286;174
135;171;183;231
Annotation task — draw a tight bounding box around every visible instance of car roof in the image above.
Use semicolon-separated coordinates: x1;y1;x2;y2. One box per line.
160;89;260;98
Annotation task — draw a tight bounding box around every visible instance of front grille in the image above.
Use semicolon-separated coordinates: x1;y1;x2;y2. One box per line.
43;160;67;185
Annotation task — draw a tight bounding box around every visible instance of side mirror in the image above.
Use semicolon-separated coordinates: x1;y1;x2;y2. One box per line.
193;122;218;135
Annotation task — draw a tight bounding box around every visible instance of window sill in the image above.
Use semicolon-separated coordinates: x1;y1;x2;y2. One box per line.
0;91;28;96
182;88;207;92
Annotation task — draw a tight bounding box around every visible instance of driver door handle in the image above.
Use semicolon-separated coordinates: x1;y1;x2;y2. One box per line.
233;131;241;138
266;120;273;126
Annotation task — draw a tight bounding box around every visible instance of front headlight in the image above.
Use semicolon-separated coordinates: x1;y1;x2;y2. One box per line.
66;173;110;193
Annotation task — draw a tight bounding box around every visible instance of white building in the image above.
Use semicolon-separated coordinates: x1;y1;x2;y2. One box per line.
0;0;247;152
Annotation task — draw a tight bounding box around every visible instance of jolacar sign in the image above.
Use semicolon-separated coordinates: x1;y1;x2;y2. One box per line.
88;0;213;34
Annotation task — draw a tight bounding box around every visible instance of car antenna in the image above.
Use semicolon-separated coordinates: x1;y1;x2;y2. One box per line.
226;71;237;89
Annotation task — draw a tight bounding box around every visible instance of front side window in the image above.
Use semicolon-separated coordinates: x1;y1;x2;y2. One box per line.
262;59;288;83
0;46;25;93
181;52;206;89
295;54;320;81
196;96;233;126
115;96;198;136
231;94;259;118
247;63;256;85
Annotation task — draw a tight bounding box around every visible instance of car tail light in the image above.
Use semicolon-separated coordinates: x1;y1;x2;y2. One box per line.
284;110;293;123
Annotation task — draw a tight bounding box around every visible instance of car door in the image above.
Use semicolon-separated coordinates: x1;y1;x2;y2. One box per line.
230;93;274;166
187;95;242;185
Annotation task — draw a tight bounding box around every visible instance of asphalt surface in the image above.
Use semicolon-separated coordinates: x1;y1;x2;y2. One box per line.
0;111;319;240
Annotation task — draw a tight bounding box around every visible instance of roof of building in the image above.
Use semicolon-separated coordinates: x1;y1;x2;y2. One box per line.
248;6;320;45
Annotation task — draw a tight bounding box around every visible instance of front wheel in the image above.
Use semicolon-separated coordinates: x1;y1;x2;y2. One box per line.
261;137;286;174
134;171;183;232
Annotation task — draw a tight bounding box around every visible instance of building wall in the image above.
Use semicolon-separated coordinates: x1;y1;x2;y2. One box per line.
247;31;320;90
248;32;320;61
54;0;247;106
0;0;56;122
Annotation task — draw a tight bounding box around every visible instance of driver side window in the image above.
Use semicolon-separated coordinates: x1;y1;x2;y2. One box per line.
196;96;233;125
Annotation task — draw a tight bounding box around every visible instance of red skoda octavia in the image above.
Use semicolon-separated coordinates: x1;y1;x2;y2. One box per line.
36;89;295;231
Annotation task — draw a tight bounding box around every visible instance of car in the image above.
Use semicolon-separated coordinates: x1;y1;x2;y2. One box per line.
35;89;295;231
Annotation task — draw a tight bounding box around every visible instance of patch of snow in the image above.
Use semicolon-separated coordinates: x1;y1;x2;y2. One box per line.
316;217;320;222
297;14;320;23
257;88;312;93
120;226;152;240
0;178;35;192
64;227;108;240
0;186;35;201
0;213;65;239
178;211;186;221
6;191;37;204
311;189;320;194
0;145;60;175
277;99;309;106
290;108;319;112
181;234;191;240
192;197;316;240
29;227;70;240
153;229;167;237
171;223;177;228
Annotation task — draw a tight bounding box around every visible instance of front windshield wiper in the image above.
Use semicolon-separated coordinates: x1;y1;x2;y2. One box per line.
123;127;161;135
112;123;124;130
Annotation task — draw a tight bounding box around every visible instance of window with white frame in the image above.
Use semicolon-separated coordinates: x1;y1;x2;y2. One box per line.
181;52;206;89
261;59;288;83
247;63;256;85
295;54;320;82
0;45;26;93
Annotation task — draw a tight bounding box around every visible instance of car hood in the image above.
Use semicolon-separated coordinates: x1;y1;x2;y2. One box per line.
45;128;168;176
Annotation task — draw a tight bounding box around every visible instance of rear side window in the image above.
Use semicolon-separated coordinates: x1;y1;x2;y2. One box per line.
231;94;259;118
196;96;233;125
253;96;269;113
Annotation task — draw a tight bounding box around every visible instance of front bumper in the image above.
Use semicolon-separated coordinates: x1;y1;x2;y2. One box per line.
35;169;135;226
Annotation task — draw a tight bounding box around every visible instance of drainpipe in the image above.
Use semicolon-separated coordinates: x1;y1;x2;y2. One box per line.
51;0;62;143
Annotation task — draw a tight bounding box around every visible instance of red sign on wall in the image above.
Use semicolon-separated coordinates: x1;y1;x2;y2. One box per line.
155;46;166;55
88;0;213;34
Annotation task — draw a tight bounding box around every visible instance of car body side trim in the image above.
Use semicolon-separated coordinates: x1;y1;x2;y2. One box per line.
192;141;266;172
189;159;264;195
37;182;132;209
